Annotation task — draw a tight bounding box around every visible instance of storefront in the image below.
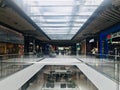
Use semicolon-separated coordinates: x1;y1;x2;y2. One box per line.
0;25;24;56
0;43;24;55
0;43;24;59
86;38;98;55
107;32;120;55
58;46;71;55
0;43;6;55
80;40;86;55
100;24;120;58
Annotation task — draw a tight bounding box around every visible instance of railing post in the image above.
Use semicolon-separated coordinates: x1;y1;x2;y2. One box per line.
0;61;2;78
116;63;119;90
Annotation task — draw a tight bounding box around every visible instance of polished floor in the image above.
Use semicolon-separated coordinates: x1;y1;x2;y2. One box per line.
0;55;118;90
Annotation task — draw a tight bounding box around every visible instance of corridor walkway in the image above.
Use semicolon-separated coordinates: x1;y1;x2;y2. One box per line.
77;55;120;82
0;55;118;90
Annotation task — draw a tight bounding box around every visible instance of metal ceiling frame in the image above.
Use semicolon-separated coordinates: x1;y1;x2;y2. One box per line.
12;0;103;40
1;0;117;44
72;0;113;40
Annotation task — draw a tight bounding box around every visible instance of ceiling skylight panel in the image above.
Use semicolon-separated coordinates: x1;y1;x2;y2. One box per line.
80;7;97;12
85;0;104;5
78;12;93;16
41;16;69;21
13;0;104;40
30;7;41;15
44;29;68;32
47;34;74;40
46;32;69;34
39;24;69;27
75;19;88;22
35;0;74;6
44;30;68;34
39;23;82;27
45;19;70;22
31;17;41;23
43;28;78;31
42;27;70;30
73;23;83;27
19;0;74;6
72;27;81;30
69;30;79;34
43;11;72;16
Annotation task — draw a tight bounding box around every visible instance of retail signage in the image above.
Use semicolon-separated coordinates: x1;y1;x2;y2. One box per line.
76;43;80;50
107;34;111;39
89;39;94;43
111;31;120;38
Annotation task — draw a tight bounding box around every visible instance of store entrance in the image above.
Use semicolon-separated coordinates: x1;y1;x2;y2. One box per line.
58;47;71;55
108;37;120;60
108;37;120;55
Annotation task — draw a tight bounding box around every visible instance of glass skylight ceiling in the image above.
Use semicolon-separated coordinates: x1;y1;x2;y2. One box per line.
13;0;103;40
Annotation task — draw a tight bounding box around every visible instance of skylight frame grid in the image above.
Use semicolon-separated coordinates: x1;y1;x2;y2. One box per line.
13;0;104;40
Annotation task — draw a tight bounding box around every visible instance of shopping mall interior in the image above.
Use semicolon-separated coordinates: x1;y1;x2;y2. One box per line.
0;0;120;90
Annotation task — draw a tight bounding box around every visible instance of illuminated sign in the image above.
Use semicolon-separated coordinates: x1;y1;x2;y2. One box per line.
111;31;120;38
89;39;94;43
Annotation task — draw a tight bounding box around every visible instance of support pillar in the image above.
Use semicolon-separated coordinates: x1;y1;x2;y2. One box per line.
33;39;36;54
24;35;36;55
24;36;31;54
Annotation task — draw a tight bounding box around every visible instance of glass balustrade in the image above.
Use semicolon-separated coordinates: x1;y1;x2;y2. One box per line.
0;53;44;79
